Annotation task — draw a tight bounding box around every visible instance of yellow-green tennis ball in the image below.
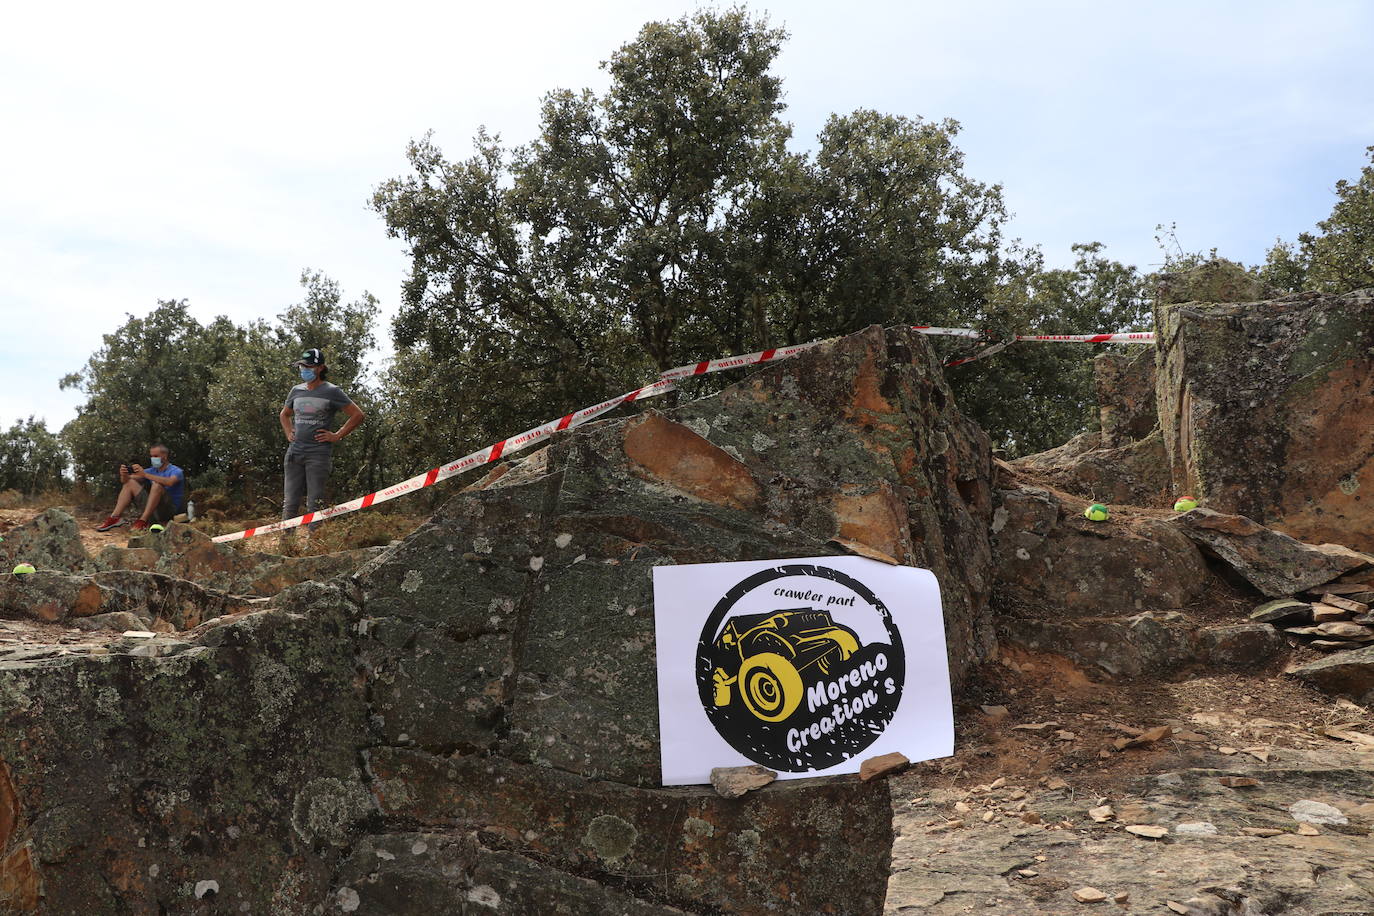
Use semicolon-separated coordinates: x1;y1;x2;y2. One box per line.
12;563;36;575
1173;496;1198;512
149;524;165;532
1084;504;1110;522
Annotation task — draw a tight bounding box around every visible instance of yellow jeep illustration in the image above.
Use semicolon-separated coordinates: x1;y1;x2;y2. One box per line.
711;609;861;722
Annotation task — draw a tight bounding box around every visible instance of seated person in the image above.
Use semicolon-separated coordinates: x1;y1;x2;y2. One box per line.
95;444;186;532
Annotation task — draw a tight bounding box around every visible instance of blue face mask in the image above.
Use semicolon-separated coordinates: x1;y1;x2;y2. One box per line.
299;368;317;382
150;456;164;468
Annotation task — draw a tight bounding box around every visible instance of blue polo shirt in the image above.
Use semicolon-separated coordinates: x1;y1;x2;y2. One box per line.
146;463;185;510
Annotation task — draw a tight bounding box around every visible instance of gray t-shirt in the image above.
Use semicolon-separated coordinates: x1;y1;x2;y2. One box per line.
284;381;354;454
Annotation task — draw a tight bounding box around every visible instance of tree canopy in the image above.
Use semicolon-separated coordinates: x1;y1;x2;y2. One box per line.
1261;146;1374;294
372;8;1130;462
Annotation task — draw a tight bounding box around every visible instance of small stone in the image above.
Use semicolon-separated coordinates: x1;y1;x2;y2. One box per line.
1218;776;1260;788
709;765;777;798
980;704;1009;722
1113;892;1130;904
1115;725;1173;750
989;777;1007;789
1166;903;1191;915
1296;823;1320;836
1045;777;1070;790
1088;805;1114;822
954;801;971;814
859;752;909;781
1125;824;1168;839
1289;799;1348;825
1017;868;1039;878
1241;746;1271;762
1312;603;1354;623
1217;746;1238;755
1241;827;1285;837
981;810;995;823
1174;822;1219;836
1073;886;1108;903
1020;811;1041;824
1055;730;1077;741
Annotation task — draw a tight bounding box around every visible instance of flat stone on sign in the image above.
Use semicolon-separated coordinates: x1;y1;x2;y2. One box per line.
859;751;910;782
709;765;777;799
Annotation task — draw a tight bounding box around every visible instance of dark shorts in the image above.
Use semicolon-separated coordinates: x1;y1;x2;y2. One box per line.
137;480;180;524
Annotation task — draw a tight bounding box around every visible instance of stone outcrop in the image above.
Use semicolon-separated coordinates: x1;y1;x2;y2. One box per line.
1095;347;1157;447
1155;288;1374;551
1;326;997;914
1174;508;1372;598
0;510;92;575
1010;430;1169;507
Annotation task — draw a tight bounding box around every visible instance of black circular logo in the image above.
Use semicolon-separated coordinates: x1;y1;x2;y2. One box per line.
695;564;905;772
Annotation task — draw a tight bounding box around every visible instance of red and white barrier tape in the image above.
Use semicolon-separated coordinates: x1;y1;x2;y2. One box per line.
212;325;1150;542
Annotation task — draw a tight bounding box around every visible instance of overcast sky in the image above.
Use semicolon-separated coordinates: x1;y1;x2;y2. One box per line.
2;0;1371;434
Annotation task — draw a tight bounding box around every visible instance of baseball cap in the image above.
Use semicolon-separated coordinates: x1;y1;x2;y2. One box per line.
293;348;325;366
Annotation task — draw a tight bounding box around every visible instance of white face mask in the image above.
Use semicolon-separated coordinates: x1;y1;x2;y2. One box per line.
150;456;164;468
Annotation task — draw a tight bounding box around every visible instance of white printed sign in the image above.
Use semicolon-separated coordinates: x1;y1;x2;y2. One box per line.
652;556;953;786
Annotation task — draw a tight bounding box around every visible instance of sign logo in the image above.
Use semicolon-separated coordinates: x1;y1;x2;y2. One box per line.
694;564;905;772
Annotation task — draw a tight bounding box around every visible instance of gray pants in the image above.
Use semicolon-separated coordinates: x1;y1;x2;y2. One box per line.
283;448;332;529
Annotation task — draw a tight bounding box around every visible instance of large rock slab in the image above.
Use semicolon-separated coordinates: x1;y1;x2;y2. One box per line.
363;747;893;916
1156;288;1374;552
121;522;383;596
1286;645;1374;703
1174;508;1372;598
0;568;256;628
0;510;91;575
991;485;1210;616
0;325;996;914
1094;348;1157;447
1000;615;1287;678
0;584;369;914
1011;430;1170;507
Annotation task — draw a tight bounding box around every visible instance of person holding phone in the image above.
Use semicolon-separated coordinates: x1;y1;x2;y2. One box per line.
95;444;186;531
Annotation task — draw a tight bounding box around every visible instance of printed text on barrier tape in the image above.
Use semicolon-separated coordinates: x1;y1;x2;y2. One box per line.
213;327;1149;542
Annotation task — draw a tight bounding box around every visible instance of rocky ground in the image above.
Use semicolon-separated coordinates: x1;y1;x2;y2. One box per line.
888;651;1374;915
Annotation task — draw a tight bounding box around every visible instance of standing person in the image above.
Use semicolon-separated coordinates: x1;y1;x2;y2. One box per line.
95;444;186;531
279;348;365;533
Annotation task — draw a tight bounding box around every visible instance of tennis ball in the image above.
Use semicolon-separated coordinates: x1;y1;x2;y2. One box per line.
149;524;165;532
1173;496;1198;512
12;563;36;575
1084;503;1110;522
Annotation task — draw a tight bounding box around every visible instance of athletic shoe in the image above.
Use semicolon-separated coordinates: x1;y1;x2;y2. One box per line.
95;516;124;532
131;519;149;531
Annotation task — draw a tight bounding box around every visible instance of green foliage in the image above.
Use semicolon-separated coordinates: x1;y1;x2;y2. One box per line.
951;243;1150;455
60;300;240;490
1261;146;1374;294
0;416;68;495
203;271;386;500
373;9;1056;466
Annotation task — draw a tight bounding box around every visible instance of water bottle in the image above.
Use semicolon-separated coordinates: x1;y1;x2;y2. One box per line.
187;500;196;522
